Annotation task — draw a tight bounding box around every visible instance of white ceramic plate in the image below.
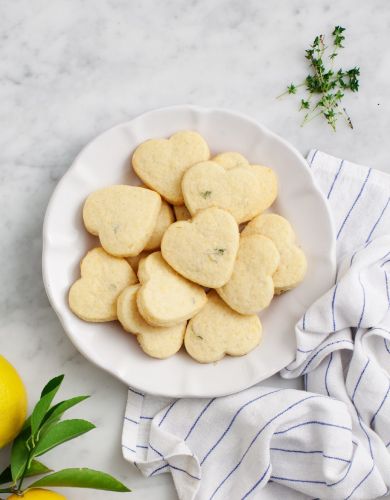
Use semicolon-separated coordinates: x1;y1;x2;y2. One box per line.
43;105;335;398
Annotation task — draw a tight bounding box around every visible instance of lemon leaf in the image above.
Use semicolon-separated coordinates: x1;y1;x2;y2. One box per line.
10;429;30;482
37;396;89;441
26;459;52;476
43;396;89;428
29;468;130;492
31;375;64;436
22;415;31;432
1;459;51;486
32;419;95;457
40;374;64;398
0;466;12;485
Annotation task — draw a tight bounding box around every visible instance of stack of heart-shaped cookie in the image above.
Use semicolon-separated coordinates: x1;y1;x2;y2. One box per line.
69;131;307;363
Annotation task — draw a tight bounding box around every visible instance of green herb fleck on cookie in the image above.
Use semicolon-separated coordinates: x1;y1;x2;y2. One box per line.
200;190;212;199
207;247;227;262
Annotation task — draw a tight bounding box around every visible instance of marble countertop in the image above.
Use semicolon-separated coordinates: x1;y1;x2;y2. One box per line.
1;0;389;498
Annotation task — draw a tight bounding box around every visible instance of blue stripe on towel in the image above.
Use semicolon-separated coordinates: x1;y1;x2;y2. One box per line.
331;285;338;332
366;196;390;242
327;159;344;199
158;400;178;426
128;387;145;397
122;444;136;453
337;169;372;239
351;360;369;402
370;382;390;427
241;463;271;499
124;416;139;425
185;398;216;441
271;475;326;485
274;420;351;435
324;353;333;396
309;149;318;167
270;447;350;463
345;462;375;500
357;274;366;329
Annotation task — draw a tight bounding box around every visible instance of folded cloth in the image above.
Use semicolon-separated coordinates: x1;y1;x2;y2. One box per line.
122;150;390;500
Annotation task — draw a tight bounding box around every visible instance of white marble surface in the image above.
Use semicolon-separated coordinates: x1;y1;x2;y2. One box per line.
0;0;389;498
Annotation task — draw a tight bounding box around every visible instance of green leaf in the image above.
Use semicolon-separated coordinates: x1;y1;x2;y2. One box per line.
10;429;30;482
37;396;89;440
31;375;64;436
29;468;130;492
26;460;52;477
44;396;89;427
37;416;62;442
41;374;65;398
33;419;95;457
22;415;31;432
287;83;297;94
300;99;310;110
0;466;12;486
1;459;51;487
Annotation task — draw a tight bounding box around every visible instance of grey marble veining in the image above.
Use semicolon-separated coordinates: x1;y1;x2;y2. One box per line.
0;0;389;498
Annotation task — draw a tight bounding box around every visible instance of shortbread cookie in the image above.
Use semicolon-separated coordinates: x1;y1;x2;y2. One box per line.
185;292;262;363
217;234;280;314
69;247;137;322
144;199;175;251
117;285;185;359
173;205;191;221
213;152;250;169
182;161;264;224
161;207;240;288
132;131;210;205
83;185;161;257
242;213;307;293
137;252;207;327
213;152;278;212
127;251;151;275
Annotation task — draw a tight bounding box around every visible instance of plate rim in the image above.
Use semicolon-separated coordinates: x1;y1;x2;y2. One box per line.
42;104;336;398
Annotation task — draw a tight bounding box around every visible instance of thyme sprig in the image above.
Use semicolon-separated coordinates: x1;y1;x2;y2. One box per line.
278;26;360;131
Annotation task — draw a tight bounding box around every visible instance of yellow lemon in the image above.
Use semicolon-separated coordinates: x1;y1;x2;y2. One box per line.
0;355;27;448
8;489;67;499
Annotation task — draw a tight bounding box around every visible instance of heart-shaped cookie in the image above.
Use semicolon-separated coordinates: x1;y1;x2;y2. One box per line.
132;131;210;205
69;247;137;322
242;213;307;294
185;291;262;363
213;151;250;169
161;207;240;288
213;152;278;212
144;198;175;251
83;185;161;257
117;285;185;359
137;252;207;327
126;251;151;275
182;161;264;224
217;234;280;314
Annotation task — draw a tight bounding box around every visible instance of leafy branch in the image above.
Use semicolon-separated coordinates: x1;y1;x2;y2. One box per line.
278;26;360;131
0;375;130;496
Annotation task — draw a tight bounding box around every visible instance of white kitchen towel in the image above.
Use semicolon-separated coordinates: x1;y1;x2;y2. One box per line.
121;150;390;500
